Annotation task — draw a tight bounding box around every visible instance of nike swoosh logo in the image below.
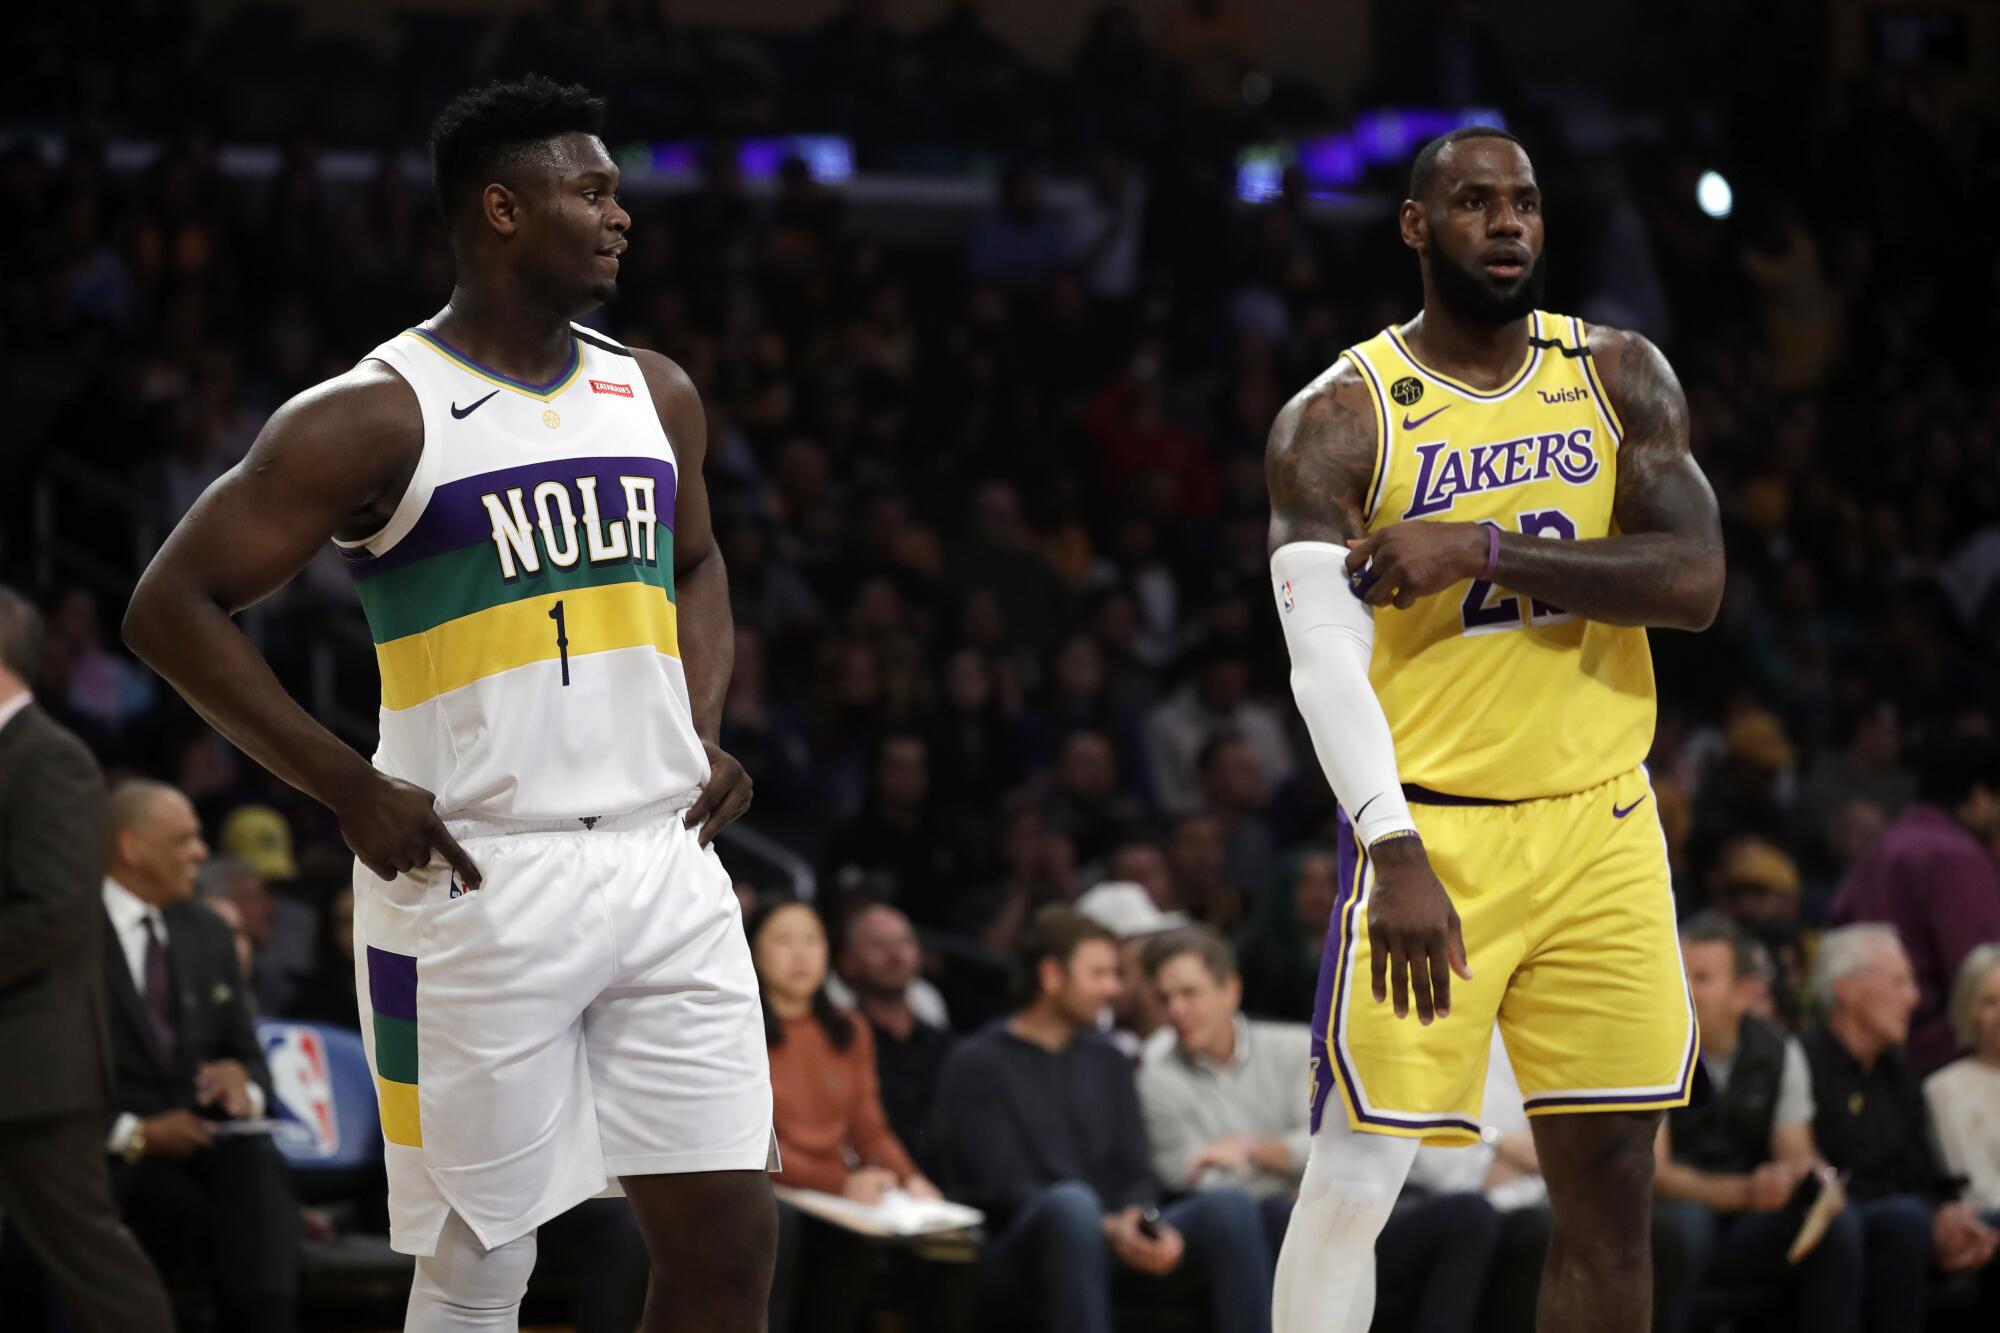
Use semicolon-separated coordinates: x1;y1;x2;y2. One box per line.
1612;795;1649;819
451;390;499;419
1402;405;1450;431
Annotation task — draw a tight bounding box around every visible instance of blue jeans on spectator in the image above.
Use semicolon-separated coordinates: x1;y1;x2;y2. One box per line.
1375;1192;1504;1333
1856;1195;1934;1332
981;1181;1273;1333
1653;1198;1864;1333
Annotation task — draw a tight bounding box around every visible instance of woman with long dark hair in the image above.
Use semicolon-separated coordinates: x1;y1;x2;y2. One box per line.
747;896;937;1333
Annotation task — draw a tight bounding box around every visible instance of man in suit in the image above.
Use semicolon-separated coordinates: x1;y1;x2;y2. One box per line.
0;585;175;1332
102;776;301;1332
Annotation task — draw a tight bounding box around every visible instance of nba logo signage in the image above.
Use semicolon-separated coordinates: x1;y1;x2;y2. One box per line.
262;1024;340;1159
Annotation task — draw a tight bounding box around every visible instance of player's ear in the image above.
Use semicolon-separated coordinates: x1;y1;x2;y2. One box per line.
482;182;520;238
1398;199;1426;253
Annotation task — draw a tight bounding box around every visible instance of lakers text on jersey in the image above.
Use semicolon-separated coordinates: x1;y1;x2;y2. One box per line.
1348;310;1654;804
1308;313;1695;1144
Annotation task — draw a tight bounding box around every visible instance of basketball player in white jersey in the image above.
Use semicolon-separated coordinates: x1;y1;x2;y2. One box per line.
125;78;774;1332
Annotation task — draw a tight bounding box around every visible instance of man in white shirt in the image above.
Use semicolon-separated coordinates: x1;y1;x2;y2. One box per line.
100;778;299;1332
1137;926;1502;1333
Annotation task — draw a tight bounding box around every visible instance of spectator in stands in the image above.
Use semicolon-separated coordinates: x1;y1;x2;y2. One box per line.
0;587;174;1331
1105;834;1175;910
1796;699;1912;864
933;905;1272;1333
1832;736;2000;1071
1653;913;1860;1333
1044;728;1147;868
1143;642;1293;818
1075;880;1186;1056
1803;925;2000;1330
1237;845;1337;1022
100;779;299;1331
1136;928;1308;1235
1925;945;2000;1217
216;803;315;1015
1135;922;1513;1329
1710;837;1810;1024
193;857;265;1011
749;896;938;1333
823;731;972;932
1689;709;1796;900
835;899;956;1171
1164;809;1249;930
1196;733;1277;898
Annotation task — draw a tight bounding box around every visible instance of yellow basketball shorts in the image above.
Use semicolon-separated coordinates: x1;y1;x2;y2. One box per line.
1307;766;1697;1146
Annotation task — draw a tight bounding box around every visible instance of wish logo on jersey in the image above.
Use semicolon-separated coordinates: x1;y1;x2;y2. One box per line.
1402;428;1600;520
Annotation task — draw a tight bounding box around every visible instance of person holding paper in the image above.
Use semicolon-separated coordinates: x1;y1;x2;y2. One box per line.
748;897;938;1333
1651;913;1859;1333
98;779;300;1331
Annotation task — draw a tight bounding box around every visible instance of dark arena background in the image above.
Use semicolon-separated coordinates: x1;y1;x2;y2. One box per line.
2;2;1999;1332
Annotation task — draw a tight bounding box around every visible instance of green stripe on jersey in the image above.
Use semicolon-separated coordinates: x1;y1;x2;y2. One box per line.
355;535;677;644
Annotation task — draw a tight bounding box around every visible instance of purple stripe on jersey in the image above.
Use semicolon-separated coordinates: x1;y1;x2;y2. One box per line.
344;455;678;580
1520;1012;1702;1112
366;945;419;1021
1312;810;1482;1138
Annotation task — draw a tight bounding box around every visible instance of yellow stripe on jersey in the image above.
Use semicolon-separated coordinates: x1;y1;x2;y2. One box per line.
376;1077;422;1147
374;579;681;711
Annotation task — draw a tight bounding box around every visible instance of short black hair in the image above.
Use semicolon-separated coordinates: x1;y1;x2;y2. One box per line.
0;585;44;685
430;75;607;224
1679;910;1753;981
1408;126;1525;201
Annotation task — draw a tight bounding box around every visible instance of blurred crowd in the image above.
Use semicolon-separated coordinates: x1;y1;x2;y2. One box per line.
4;0;2000;1330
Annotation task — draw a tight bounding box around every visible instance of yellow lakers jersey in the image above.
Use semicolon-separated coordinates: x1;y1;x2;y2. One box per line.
1344;310;1655;801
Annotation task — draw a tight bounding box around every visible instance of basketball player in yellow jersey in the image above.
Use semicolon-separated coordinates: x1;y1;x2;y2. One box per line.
1266;128;1723;1333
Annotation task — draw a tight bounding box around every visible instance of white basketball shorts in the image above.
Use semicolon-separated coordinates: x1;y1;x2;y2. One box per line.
352;795;774;1256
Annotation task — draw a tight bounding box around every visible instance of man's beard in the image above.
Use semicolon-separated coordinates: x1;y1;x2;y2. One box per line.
1429;247;1547;327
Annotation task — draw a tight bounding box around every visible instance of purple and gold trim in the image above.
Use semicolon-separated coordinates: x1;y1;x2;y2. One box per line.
1309;811;1483;1140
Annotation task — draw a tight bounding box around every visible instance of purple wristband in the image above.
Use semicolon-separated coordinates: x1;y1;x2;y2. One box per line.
1480;524;1500;582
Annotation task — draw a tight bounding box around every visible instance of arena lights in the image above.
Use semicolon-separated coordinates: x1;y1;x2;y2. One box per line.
1234;107;1508;204
635;134;855;184
1696;169;1733;219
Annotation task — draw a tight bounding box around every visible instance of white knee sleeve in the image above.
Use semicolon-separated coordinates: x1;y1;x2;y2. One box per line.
406;1211;538;1333
1273;1115;1421;1333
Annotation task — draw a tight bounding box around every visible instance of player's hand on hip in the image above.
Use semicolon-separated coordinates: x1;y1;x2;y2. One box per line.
335;771;481;889
686;741;753;847
1345;522;1487;609
1365;835;1472;1025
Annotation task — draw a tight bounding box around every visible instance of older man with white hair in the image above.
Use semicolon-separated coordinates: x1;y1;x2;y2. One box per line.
1803;924;2000;1330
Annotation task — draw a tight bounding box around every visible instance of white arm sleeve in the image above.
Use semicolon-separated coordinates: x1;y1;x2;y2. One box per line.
1271;541;1417;848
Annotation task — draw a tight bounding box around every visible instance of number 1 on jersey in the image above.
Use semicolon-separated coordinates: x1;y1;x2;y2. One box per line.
549;600;570;686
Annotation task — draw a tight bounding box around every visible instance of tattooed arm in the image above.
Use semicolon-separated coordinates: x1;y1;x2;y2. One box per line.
1343;329;1724;631
1266;361;1376;551
1492;328;1723;629
1268;363;1470;1025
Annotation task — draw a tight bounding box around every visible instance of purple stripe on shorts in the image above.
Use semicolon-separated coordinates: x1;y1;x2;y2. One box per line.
366;945;419;1021
1312;809;1482;1138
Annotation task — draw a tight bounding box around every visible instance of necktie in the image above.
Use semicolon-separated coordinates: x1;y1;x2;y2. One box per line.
143;915;177;1064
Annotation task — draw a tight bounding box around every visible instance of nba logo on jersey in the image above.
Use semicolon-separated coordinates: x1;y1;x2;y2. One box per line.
1281;580;1296;613
262;1024;340;1158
